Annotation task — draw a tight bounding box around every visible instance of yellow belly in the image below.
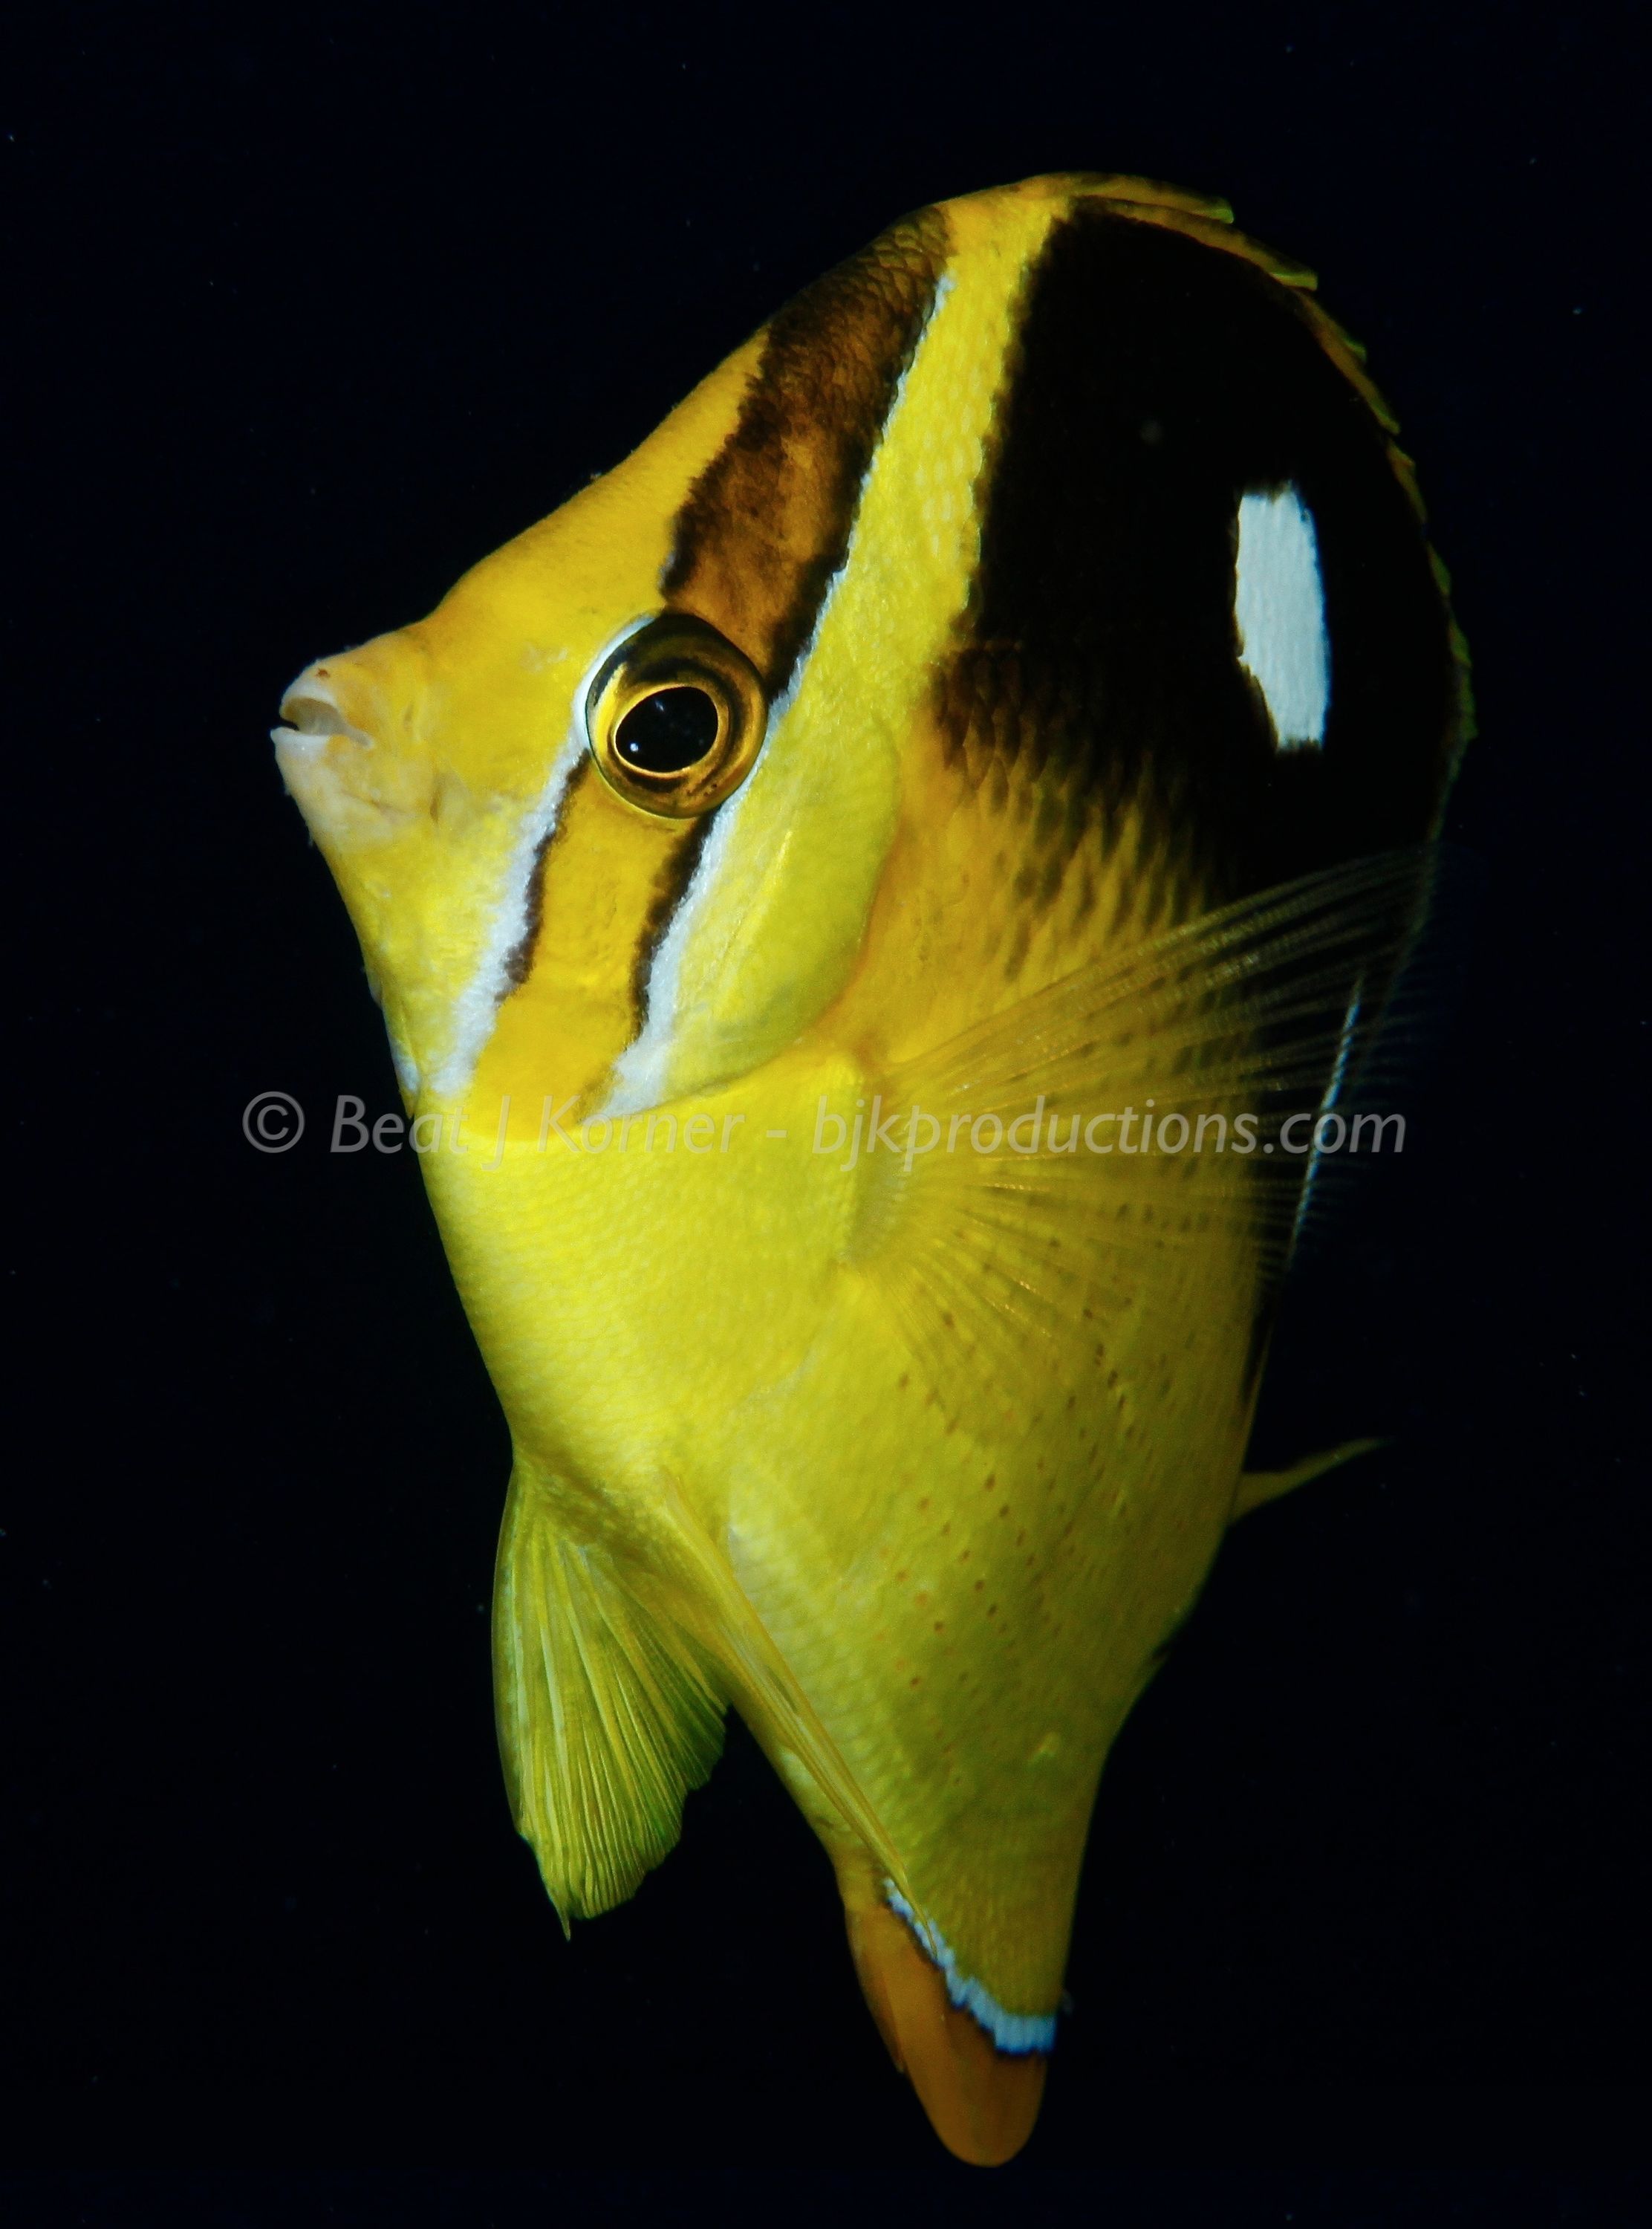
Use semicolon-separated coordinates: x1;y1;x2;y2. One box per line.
426;1037;1260;2017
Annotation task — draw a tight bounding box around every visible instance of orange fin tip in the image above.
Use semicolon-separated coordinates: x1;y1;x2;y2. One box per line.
845;1889;1052;2167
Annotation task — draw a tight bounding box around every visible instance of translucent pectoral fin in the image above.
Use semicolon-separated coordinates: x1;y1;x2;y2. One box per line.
492;1469;725;1927
856;848;1448;1408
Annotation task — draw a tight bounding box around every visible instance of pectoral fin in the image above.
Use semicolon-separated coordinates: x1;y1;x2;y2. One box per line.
492;1467;725;1926
856;848;1447;1415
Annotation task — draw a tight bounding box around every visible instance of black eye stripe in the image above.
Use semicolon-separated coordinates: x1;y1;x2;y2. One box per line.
662;209;949;696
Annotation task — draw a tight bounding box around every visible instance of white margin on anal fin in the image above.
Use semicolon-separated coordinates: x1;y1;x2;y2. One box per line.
885;1882;1058;2055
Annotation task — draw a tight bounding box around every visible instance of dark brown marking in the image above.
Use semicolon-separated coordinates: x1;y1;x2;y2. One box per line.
663;207;949;695
938;203;1467;911
500;756;596;991
628;811;717;1023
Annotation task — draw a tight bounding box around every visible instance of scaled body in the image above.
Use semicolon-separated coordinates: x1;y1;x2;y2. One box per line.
275;175;1468;2161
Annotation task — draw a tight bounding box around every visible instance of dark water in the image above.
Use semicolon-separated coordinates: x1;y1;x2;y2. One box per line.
4;0;1644;2207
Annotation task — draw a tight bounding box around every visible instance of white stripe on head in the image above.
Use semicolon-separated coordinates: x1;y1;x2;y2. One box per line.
428;621;656;1100
1235;484;1330;750
595;552;851;1120
598;276;960;1122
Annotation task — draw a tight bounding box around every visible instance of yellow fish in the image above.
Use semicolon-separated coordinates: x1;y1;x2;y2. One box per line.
273;173;1469;2162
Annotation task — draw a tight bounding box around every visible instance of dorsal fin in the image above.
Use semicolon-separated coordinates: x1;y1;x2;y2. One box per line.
1233;1436;1383;1521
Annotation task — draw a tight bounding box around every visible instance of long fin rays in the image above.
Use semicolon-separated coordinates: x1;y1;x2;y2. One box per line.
852;847;1450;1400
496;1466;923;1931
895;847;1446;1117
640;1477;923;1916
1284;841;1482;1267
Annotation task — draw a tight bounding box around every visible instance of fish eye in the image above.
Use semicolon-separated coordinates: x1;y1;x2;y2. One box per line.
614;686;721;773
585;614;767;817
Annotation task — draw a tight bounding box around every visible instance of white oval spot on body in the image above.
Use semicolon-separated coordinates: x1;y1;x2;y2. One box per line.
1235;484;1329;750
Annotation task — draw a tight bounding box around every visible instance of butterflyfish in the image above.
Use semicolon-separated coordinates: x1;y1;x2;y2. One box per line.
273;174;1471;2163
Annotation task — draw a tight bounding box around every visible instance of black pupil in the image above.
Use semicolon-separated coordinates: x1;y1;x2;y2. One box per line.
614;686;720;773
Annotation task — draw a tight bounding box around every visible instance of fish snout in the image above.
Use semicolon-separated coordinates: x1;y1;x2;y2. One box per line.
277;663;377;753
273;647;435;836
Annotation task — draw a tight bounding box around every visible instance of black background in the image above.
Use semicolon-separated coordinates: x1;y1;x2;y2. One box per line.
4;0;1646;2201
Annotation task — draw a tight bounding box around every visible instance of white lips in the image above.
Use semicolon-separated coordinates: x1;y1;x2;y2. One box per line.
272;663;375;761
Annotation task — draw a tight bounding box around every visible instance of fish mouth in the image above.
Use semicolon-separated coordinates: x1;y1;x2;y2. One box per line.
272;663;375;759
273;651;436;838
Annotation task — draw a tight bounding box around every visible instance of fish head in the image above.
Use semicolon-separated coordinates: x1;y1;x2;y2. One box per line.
272;325;775;1109
275;181;1091;1120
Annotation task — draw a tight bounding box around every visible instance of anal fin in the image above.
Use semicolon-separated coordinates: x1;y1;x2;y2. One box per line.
843;1890;1047;2167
